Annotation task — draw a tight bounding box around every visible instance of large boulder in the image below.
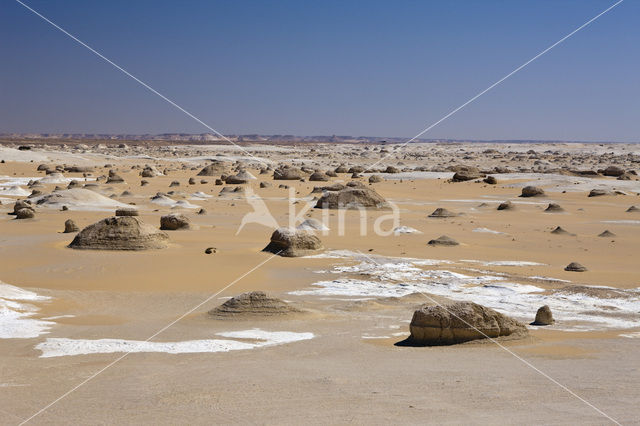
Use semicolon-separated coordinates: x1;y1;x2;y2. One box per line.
68;216;169;250
314;187;388;210
262;227;323;257
409;301;528;345
208;291;301;318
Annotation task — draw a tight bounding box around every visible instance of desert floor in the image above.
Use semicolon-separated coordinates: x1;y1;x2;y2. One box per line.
0;142;639;425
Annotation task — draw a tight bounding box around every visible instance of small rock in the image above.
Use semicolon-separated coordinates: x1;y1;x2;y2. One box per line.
564;262;587;272
531;305;554;325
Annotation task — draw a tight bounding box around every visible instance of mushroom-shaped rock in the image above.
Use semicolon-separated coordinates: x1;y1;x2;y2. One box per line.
69;216;169;250
409;301;528;345
520;186;545;197
262;227;323;257
208;291;302;318
314;187;387;210
531;305;554;326
160;213;191;230
63;219;79;233
428;208;458;218
564;262;587;272
427;235;459;246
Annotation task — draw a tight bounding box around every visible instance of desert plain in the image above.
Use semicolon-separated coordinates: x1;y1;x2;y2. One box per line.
0;139;639;424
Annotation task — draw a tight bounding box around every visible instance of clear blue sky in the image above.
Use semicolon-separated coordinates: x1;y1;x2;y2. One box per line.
1;0;637;141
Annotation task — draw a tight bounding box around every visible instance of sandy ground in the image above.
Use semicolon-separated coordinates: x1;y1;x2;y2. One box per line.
0;142;639;424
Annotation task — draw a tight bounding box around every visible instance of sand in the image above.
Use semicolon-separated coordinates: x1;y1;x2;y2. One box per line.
0;140;639;424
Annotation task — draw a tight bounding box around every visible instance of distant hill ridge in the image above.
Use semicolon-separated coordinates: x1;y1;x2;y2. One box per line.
0;133;632;144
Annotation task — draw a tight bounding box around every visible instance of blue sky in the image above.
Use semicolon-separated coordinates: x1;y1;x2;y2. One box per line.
1;0;637;141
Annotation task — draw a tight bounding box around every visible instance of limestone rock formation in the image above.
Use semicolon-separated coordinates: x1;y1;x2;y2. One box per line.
427;235;459;246
106;170;125;183
451;166;483;182
428;208;458;218
15;208;35;219
197;161;229;176
531;305;554;326
63;219;79;233
115;208;139;217
497;201;514;211
564;262;587;272
520;186;545;197
598;230;616;238
314;187;387;210
273;165;304;180
409;301;528;345
262;227;323;257
160;214;191;230
68;216;169;250
544;203;564;213
208;291;301;318
309;171;329;182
